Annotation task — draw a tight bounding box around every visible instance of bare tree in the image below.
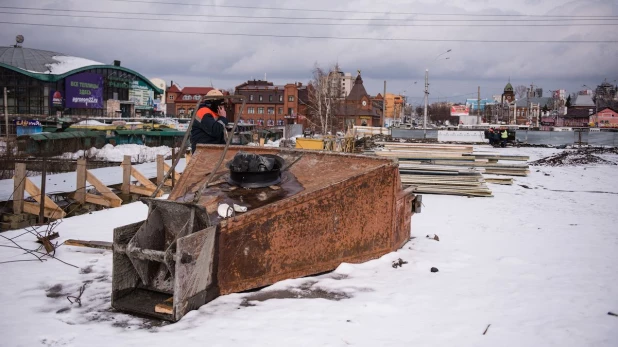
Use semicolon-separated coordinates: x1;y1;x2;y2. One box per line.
306;63;343;134
514;85;528;99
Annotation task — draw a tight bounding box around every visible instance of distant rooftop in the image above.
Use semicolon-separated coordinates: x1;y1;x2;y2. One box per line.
0;46;103;75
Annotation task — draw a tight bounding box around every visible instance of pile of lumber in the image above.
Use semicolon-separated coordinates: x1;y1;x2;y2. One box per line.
372;143;530;197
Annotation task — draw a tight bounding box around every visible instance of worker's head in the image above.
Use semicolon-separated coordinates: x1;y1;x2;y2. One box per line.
201;89;226;111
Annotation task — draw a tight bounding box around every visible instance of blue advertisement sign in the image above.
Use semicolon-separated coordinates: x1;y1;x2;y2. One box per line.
65;72;104;109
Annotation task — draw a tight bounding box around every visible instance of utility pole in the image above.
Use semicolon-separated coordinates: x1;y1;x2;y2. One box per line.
3;87;8;139
382;80;386;129
423;69;429;138
477;86;481;125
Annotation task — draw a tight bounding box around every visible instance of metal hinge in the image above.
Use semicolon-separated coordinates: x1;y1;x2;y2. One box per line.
412;195;422;214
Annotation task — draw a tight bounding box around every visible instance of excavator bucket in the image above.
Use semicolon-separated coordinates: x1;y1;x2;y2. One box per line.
112;145;419;321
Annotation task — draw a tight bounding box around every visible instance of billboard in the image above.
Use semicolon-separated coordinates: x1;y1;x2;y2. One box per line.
65;73;104;109
50;90;63;108
466;98;495;111
450;105;469;116
129;80;154;110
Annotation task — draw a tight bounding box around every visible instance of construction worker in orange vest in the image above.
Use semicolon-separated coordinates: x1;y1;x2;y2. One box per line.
190;89;228;153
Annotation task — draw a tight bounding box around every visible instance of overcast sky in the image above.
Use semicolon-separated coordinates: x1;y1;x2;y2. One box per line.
1;0;617;104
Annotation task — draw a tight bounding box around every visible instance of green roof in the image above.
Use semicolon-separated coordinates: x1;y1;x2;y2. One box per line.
115;130;185;136
0;56;163;95
28;131;105;141
504;82;513;92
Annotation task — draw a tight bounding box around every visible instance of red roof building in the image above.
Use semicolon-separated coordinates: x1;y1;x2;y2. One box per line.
165;83;214;117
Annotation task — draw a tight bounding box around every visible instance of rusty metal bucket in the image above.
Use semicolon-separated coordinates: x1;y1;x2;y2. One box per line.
112;145;419;321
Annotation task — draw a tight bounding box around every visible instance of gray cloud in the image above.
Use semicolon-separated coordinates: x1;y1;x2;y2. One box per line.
0;0;616;103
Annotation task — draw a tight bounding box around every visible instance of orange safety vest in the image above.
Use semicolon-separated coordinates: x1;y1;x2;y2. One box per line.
196;106;218;121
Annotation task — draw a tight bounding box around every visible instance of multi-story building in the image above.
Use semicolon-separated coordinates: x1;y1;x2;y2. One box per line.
383;93;404;120
165;83;214;117
233;80;308;126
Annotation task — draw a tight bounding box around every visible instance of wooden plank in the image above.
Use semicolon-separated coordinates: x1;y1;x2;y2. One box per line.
154;297;174;315
75;159;87;204
23;201;66;219
131;167;157;189
13;163;26;214
121;156;131;195
24;178;65;218
130;184;159;197
85;171;122;207
156;155;164;185
64;239;112;250
85;193;115;208
163;162;181;181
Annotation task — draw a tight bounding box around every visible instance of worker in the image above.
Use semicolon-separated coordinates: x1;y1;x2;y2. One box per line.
500;128;508;147
487;128;495;146
190;89;228;153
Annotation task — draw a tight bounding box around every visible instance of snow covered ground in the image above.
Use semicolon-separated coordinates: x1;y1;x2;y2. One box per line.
57;144;177;163
1;147;617;347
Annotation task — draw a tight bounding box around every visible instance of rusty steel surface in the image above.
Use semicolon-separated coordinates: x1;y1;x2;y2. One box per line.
168;145;414;295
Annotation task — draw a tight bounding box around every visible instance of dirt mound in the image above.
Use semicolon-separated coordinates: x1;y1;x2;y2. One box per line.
530;148;618;167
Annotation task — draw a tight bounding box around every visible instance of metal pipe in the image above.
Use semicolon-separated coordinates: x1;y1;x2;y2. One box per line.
423;69;428;138
3;87;8;139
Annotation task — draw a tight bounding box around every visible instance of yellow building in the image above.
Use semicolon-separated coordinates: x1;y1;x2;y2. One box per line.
383;93;404;119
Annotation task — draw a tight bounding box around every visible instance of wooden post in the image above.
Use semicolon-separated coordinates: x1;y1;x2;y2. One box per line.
171;147;176;188
122;155;131;195
39;158;47;224
75;159;87;204
13;163;26;214
259;138;265;147
156;155;164;185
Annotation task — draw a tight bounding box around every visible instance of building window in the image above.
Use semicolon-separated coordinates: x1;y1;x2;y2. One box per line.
267;107;274;114
250;95;254;101
178;108;186;114
279;95;283;102
258;119;264;126
259;95;263;101
183;95;192;100
269;95;273;102
278;107;283;114
267;119;275;126
193;95;200;100
168;95;174;100
277;120;284;126
248;119;255;125
248;107;255;114
288;96;295;102
258;107;264;114
288;107;293;115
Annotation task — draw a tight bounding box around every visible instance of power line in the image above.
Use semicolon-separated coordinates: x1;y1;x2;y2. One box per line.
3;6;617;22
82;0;618;18
2;11;616;27
2;21;616;43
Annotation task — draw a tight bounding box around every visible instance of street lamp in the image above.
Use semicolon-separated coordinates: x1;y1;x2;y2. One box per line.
582;84;598;127
424;49;452;138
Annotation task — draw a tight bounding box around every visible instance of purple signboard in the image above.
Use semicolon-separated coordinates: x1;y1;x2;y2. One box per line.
65;72;104;109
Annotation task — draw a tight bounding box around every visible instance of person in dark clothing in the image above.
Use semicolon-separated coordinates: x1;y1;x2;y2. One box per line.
190;90;229;153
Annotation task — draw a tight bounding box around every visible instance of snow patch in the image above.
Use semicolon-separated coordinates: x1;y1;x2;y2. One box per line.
57;144;176;163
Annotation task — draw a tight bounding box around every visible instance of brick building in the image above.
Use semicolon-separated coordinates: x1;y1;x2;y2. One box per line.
165;83;214;117
233;80;308;126
335;73;381;129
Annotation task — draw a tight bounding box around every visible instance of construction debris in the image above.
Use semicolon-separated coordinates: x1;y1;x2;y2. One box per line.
64;239;112;250
530;148;618;167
